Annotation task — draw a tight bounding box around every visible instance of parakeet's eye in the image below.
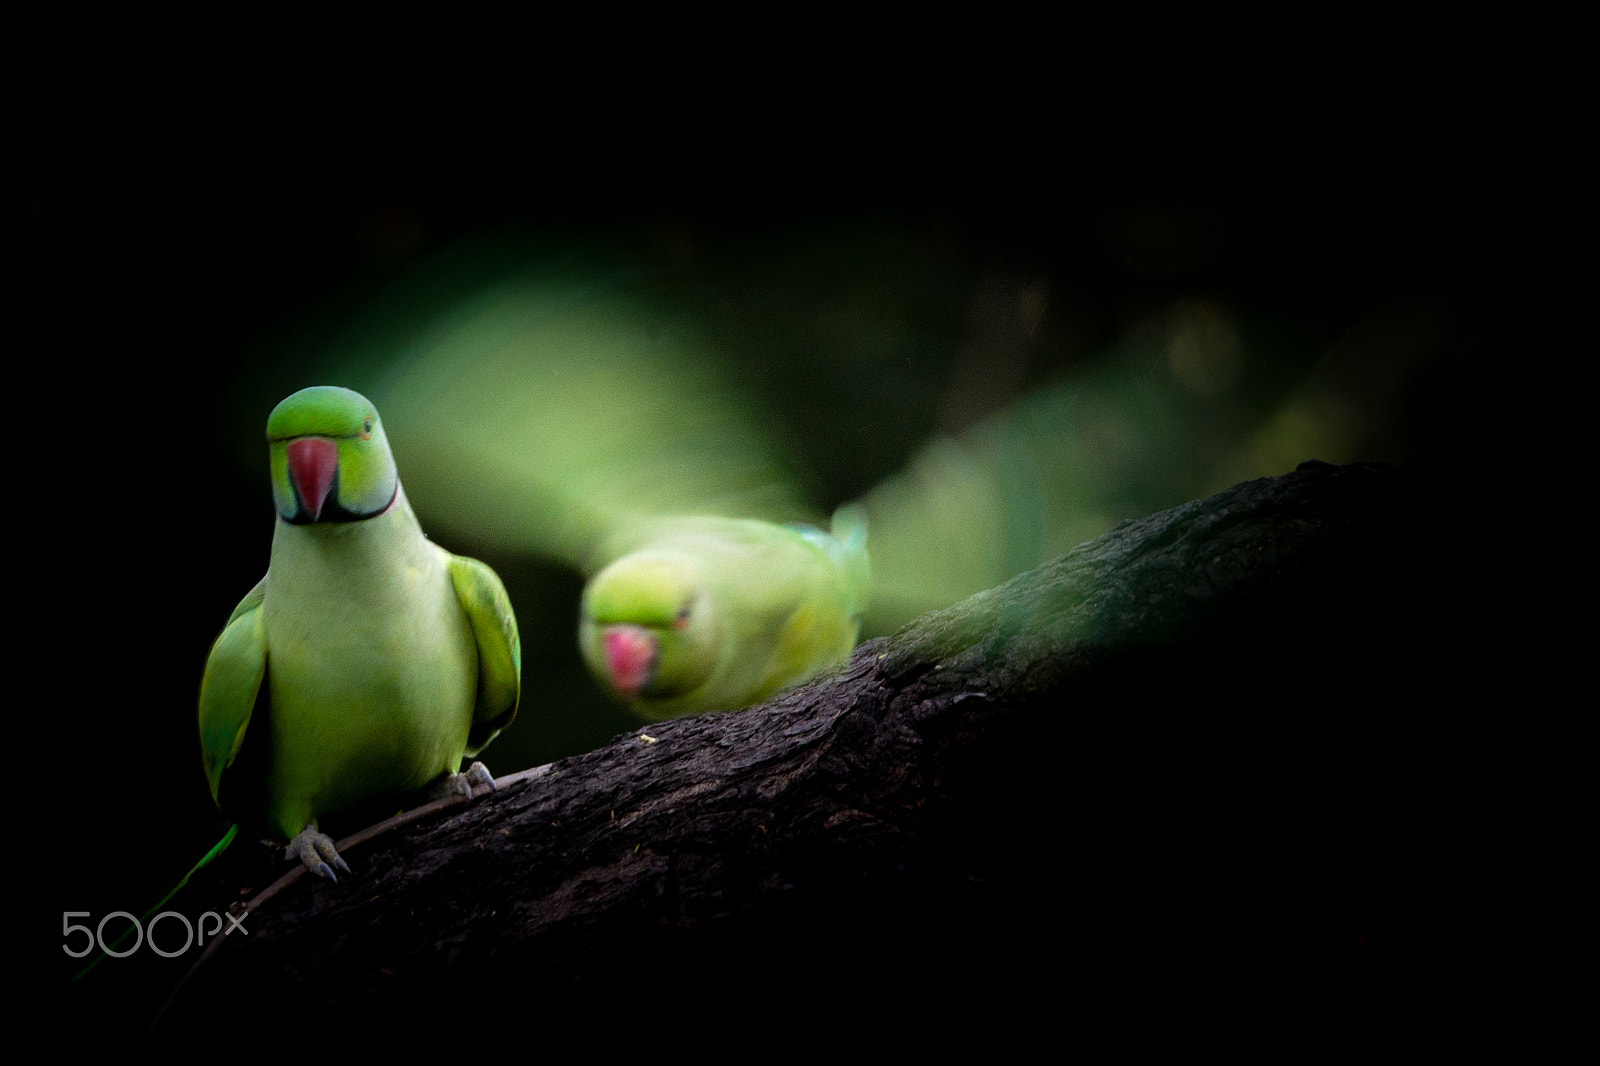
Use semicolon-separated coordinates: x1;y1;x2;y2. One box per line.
674;603;692;628
361;416;373;439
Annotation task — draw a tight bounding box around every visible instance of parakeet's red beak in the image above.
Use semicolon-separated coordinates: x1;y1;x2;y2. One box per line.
603;625;658;699
287;437;339;521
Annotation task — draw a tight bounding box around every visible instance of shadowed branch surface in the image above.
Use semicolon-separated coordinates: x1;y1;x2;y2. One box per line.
89;460;1490;1043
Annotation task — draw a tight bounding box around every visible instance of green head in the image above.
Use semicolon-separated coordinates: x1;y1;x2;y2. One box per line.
578;552;719;705
266;386;398;523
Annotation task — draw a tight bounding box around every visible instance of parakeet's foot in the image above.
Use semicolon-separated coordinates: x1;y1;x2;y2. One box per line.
286;824;352;881
432;761;497;803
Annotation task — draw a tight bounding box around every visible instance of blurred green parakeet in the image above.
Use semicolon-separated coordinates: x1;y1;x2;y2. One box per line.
307;259;1096;722
198;386;522;878
578;508;869;718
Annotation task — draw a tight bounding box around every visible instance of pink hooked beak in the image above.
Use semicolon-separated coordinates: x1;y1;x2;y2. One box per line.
286;437;338;521
603;625;658;699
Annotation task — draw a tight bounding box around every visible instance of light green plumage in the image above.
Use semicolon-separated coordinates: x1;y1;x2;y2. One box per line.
578;509;869;718
198;386;521;850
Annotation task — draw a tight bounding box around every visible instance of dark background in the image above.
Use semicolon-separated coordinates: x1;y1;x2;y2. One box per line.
26;72;1572;1022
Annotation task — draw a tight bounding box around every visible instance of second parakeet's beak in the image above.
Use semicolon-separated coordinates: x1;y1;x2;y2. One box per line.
601;624;658;699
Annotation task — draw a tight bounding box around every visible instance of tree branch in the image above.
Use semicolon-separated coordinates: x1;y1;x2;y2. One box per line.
88;460;1490;1045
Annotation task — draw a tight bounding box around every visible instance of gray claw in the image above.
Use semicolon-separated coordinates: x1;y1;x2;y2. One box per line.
287;825;351;880
433;761;498;803
465;761;497;793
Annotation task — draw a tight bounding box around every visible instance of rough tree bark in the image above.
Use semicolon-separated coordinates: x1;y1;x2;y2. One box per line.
87;460;1492;1046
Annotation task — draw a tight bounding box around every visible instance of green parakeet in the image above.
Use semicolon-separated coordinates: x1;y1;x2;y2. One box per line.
578;508;869;718
197;386;521;879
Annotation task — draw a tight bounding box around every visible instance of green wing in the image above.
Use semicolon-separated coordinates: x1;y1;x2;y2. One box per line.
789;504;871;618
197;578;267;806
448;554;522;755
736;518;866;704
